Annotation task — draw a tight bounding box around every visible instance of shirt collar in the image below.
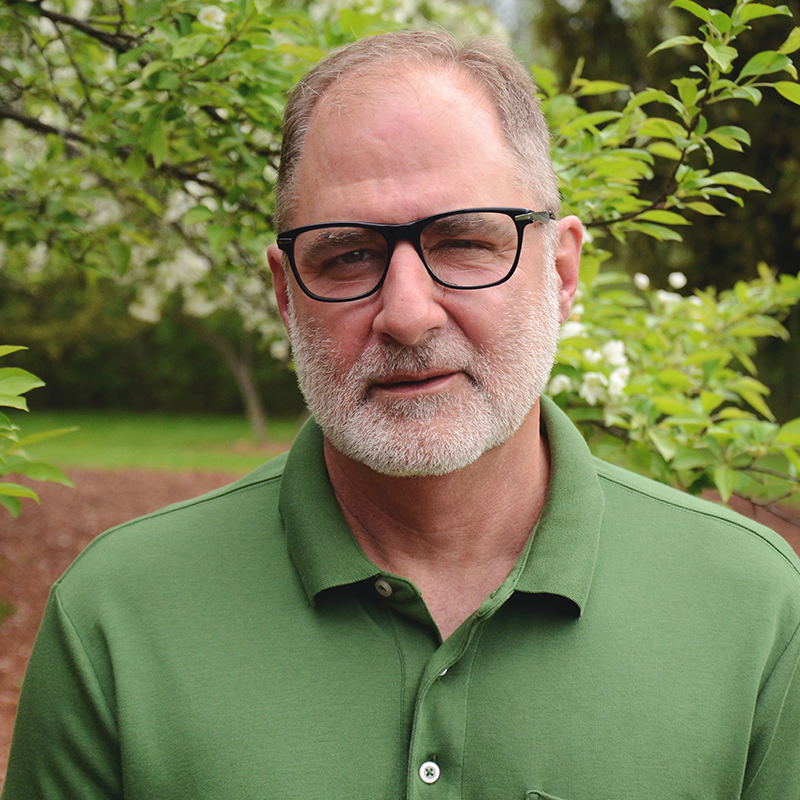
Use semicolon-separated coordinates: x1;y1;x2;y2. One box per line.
280;396;603;614
512;395;603;615
281;419;379;605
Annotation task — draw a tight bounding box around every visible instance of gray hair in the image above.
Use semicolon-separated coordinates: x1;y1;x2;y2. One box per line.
273;30;559;233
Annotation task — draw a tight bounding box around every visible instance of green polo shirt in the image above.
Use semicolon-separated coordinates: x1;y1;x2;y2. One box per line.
4;398;800;800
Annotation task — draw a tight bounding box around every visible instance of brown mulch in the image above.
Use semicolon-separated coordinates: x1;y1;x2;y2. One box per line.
2;472;800;787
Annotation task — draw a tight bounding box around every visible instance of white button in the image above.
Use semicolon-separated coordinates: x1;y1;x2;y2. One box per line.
439;668;448;677
374;578;393;597
419;761;440;784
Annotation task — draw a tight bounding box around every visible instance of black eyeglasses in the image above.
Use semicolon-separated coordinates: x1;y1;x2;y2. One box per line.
276;207;555;302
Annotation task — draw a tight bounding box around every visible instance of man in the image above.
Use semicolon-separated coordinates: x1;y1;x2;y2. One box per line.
4;30;800;800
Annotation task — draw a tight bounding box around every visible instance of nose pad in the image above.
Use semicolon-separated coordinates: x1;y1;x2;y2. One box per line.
371;243;448;346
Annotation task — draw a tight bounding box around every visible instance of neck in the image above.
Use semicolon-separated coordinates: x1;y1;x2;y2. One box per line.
323;405;550;639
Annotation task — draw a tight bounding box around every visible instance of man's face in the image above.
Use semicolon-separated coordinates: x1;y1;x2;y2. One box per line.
269;68;580;477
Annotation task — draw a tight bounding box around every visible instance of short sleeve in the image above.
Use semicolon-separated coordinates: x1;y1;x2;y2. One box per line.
743;617;800;800
2;588;123;800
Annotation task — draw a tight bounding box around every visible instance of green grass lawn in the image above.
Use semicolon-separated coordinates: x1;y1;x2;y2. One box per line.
6;410;306;474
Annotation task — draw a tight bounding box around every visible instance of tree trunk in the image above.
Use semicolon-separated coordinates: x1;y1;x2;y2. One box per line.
192;323;268;439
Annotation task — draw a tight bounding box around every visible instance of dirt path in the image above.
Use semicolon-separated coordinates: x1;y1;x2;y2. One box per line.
2;470;799;787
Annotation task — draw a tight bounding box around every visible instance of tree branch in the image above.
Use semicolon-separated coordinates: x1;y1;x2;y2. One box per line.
5;0;139;53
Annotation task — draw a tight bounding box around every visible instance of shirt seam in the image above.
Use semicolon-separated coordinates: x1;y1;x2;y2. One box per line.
52;586;119;738
53;475;284;587
596;466;800;579
743;615;800;794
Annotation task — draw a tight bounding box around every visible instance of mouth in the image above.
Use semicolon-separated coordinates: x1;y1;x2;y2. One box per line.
370;371;461;395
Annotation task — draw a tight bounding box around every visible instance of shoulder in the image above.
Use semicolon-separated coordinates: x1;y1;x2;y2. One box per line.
53;453;291;604
594;456;800;589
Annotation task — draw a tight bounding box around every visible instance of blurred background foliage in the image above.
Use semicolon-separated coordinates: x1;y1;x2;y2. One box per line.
1;0;800;517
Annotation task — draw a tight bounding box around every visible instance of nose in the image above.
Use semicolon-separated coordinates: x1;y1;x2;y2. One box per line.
371;241;448;346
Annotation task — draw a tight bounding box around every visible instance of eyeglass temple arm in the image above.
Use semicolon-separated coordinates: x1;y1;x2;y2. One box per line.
514;210;556;223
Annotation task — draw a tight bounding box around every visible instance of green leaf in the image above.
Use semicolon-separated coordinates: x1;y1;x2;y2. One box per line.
707;132;744;151
779;27;800;55
700;392;725;414
703;42;738;72
0;481;38;500
0;461;73;485
0;346;26;358
0;396;28;411
647;141;685;160
739;51;795;79
709;125;750;145
147;121;168;168
740;3;792;22
773;82;800;105
0;369;44;396
649;429;678;461
562;111;623;135
125;150;148;182
649;35;702;57
712;172;770;192
106;239;131;270
775;419;800;446
713;465;738;502
685;201;724;216
0;494;22;517
575;80;629;96
638;210;691;225
531;64;559;98
670;0;710;23
183;205;215;225
141;60;172;82
653;396;693;416
172;34;209;60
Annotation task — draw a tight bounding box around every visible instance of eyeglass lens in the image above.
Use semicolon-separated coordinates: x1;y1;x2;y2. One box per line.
292;211;520;300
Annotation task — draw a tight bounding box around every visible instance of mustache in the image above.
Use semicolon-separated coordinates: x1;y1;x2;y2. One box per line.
352;335;477;384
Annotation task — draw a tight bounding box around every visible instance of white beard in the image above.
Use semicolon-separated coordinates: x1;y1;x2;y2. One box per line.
287;256;561;477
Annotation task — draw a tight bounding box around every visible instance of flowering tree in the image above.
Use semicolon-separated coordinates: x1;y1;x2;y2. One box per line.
0;0;501;434
543;0;800;523
2;0;800;522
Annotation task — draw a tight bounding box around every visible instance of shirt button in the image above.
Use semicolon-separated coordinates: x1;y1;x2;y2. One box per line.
439;668;448;677
374;578;393;597
419;761;440;784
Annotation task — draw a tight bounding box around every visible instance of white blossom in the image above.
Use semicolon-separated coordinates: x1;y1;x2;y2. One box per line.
601;340;627;367
183;288;218;318
164;191;194;223
656;290;682;306
197;5;226;29
633;272;650;290
609;366;631;397
579;372;608;406
582;348;603;365
547;374;573;395
668;271;687;289
90;198;123;227
159;248;211;289
560;320;586;341
70;0;93;19
26;242;48;274
128;285;163;323
270;339;290;361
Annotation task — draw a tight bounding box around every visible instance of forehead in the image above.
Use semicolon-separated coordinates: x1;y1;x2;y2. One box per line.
291;67;529;226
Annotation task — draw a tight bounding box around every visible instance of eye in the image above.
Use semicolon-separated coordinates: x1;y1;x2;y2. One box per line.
341;250;367;264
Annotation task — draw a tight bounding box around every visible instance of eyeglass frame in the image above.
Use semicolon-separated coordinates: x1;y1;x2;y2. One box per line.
275;206;557;303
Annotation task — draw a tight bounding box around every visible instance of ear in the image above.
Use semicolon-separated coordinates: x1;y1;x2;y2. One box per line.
554;215;582;322
267;243;292;331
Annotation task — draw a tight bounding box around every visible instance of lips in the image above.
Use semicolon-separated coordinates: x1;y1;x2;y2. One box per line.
371;371;459;392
